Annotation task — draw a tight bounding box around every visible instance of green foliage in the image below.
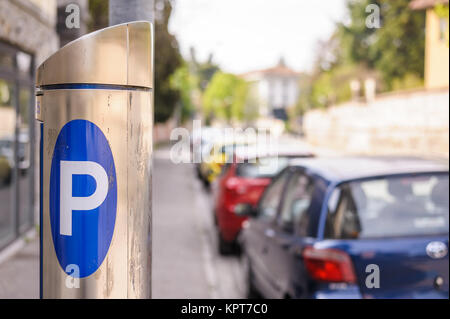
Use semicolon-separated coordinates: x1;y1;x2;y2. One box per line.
374;0;425;89
311;72;333;108
308;63;369;108
295;74;313;115
189;50;220;91
202;72;249;123
315;66;356;107
202;72;236;122
435;4;449;46
391;73;423;91
338;0;425;90
230;81;249;121
298;0;427;112
242;86;260;124
337;0;378;67
170;64;198;122
154;0;183;123
435;3;449;18
88;0;109;32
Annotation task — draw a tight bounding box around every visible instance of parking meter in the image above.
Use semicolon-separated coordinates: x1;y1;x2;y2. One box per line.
35;22;153;298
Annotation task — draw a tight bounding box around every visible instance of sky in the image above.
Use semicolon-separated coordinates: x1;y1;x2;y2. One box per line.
169;0;347;74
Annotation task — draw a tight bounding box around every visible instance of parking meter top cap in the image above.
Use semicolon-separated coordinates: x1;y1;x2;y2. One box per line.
36;21;153;89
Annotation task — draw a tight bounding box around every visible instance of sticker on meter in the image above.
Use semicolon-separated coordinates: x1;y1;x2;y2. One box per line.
50;119;117;278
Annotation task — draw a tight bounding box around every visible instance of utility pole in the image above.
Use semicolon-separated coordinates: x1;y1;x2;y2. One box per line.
109;0;154;26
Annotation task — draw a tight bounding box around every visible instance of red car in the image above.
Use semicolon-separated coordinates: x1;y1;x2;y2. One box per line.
213;151;314;254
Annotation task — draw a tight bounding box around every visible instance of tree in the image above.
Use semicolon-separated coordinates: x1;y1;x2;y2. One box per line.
169;50;221;123
434;3;449;46
337;0;378;68
299;32;368;110
189;48;220;91
230;80;249;122
154;0;183;123
295;73;314;115
338;0;425;90
170;63;198;123
88;0;109;32
202;72;248;124
297;0;427;112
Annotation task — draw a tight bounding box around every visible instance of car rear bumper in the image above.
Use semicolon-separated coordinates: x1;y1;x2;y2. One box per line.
311;285;363;299
310;286;449;299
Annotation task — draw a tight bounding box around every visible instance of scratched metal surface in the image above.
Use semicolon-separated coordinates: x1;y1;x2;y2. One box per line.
36;22;153;89
37;22;153;299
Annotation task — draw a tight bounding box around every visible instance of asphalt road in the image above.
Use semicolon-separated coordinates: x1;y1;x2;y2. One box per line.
152;147;246;299
0;136;330;298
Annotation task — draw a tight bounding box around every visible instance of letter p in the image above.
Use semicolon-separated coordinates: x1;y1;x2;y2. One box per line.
60;161;109;236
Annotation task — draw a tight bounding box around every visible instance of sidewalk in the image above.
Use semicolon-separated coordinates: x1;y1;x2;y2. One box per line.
0;238;39;299
0;137;339;299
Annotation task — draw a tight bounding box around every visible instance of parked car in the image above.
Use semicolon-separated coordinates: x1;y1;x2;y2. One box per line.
199;140;251;187
237;156;449;299
0;155;12;187
191;126;222;179
213;150;314;254
0;138;13;187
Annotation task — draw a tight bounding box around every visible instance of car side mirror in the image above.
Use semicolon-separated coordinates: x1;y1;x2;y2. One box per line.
233;203;257;217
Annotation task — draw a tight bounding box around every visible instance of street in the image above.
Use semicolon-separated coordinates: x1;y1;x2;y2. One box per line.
0;140;447;299
0;146;247;299
152;146;245;299
0;137;334;299
0;0;448;303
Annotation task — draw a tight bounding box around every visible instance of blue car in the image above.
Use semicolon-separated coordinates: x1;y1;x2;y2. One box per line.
237;156;449;299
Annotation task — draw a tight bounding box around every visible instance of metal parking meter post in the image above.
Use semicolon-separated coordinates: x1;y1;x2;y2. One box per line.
36;22;153;298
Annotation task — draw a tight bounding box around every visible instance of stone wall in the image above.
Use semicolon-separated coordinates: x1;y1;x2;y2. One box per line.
304;87;449;158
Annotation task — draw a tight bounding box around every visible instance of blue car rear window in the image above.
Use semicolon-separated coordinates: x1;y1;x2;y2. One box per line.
324;173;449;239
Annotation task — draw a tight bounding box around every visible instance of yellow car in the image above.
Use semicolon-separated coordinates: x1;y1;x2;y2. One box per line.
199;142;245;185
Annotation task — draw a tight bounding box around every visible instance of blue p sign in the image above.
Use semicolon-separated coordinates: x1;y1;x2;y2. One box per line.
50;119;117;278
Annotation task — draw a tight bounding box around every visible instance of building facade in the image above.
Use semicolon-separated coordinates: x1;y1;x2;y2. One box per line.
411;0;449;89
241;58;299;121
0;0;59;250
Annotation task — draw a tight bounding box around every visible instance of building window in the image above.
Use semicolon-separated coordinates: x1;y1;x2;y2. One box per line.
0;41;35;249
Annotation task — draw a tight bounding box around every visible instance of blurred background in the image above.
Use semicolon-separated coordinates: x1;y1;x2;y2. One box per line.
0;0;448;298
